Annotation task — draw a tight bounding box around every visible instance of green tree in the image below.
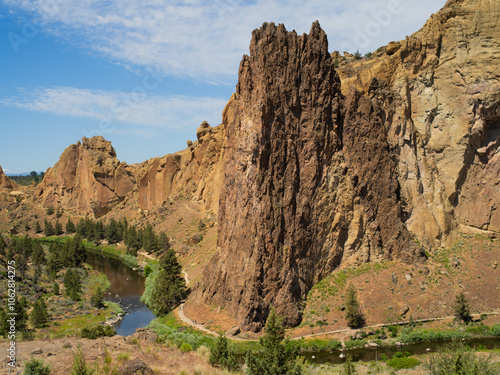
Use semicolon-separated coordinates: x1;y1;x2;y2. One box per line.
64;269;82;301
1;297;28;335
34;220;41;233
453;292;472;323
106;218;121;244
46;206;55;216
66;235;87;267
31;241;46;265
30;299;49;328
30;171;39;184
209;334;239;371
149;249;188;315
43;219;54;236
125;225;141;256
344;283;364;328
52;282;60;295
55;207;63;218
66;218;76;234
90;287;105;309
0;233;5;256
246;308;301;375
54;220;63;235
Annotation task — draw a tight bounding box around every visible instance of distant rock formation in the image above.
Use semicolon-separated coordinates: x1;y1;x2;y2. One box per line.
37;136;136;217
136;120;225;215
0;165;17;191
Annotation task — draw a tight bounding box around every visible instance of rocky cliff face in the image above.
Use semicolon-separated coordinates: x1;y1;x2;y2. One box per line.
136;120;225;215
38;136;136;217
0;165;17;191
336;0;500;244
198;22;421;331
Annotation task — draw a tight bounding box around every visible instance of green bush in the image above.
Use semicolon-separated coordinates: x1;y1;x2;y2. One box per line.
24;358;51;375
179;343;192;353
70;347;93;375
387;357;419;370
80;324;116;339
489;324;500;337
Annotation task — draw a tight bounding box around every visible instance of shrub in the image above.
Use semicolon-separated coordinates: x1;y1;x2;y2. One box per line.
209;334;239;371
70;347;93;375
387;357;419;370
24;357;51;375
144;265;153;278
489;324;500;337
179;343;192;353
425;340;497;375
453;292;472;323
80;324;116;339
46;206;55;216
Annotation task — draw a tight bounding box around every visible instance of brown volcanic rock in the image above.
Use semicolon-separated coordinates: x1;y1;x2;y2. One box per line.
198;22;419;331
0;165;17;191
337;0;500;245
136;120;225;214
38;136;136;217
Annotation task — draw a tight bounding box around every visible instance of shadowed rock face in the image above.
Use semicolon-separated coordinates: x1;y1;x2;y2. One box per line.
198;22;420;331
38;136;136;217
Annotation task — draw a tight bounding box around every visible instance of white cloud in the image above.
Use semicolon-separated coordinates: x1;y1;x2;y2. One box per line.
0;87;228;130
3;0;447;82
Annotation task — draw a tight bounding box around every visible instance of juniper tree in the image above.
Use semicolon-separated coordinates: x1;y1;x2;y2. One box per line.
453;292;472;323
246;308;301;375
30;299;49;328
345;283;364;328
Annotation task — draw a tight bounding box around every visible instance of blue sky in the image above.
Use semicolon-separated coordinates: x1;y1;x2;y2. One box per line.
0;0;447;174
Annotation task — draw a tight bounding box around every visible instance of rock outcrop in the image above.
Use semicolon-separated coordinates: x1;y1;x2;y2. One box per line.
198;22;420;331
0;165;17;191
136;120;225;215
336;0;500;243
37;136;136;217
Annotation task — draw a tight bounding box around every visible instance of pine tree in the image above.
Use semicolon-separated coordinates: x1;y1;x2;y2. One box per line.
64;269;82;301
246;308;300;375
53;282;60;295
30;299;49;328
90;287;105;308
44;219;54;236
67;235;87;267
209;334;239;371
125;225;141;256
0;233;5;256
34;220;42;233
66;218;76;234
453;292;472;323
31;242;46;265
150;249;188;315
106;219;121;244
345;283;364;328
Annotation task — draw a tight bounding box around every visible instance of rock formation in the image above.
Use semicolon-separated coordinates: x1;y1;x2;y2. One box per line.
37;136;136;217
198;22;421;331
0;165;17;191
136;120;225;215
336;0;500;243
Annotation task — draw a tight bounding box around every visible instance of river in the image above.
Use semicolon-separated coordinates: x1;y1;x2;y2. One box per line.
86;252;156;336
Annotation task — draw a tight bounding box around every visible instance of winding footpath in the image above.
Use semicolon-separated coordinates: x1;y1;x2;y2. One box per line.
176;270;500;343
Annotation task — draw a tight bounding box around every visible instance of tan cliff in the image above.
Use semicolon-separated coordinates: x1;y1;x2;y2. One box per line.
336;0;500;243
37;136;136;217
136;119;226;215
4;0;498;332
0;165;17;191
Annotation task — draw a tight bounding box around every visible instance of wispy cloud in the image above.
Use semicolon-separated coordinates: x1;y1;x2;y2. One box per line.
0;87;228;130
2;0;447;82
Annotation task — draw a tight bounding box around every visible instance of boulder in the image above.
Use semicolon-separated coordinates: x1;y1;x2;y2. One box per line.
118;358;154;375
225;326;241;337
